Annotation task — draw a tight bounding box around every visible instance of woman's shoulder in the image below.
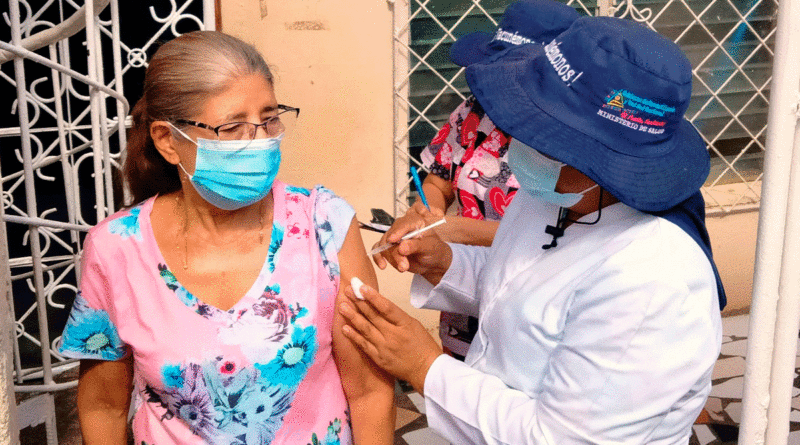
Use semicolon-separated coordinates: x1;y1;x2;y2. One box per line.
88;197;155;245
276;182;352;210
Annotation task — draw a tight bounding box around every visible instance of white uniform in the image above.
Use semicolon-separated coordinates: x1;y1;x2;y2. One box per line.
411;190;721;445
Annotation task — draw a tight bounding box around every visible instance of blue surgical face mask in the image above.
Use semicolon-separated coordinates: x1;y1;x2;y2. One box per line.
508;139;597;208
170;124;282;210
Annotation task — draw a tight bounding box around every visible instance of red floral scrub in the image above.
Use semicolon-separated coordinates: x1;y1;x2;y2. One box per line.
59;181;354;445
420;96;519;357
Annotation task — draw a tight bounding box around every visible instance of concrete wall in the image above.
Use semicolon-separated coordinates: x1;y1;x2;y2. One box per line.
0;188;20;444
223;2;757;326
708;210;758;315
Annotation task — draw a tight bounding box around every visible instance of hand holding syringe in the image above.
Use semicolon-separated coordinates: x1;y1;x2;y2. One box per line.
369;218;446;256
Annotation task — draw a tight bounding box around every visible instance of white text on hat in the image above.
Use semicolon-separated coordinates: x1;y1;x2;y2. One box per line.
492;28;534;46
544;40;583;86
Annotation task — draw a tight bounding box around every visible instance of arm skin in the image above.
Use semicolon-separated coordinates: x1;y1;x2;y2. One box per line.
420;174;500;246
334;218;396;444
77;356;134;445
339;283;441;396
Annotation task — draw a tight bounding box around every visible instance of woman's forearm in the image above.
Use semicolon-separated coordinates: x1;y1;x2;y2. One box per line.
434;216;500;246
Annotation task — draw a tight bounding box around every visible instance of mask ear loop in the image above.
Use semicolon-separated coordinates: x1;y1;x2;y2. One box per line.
542;188;604;250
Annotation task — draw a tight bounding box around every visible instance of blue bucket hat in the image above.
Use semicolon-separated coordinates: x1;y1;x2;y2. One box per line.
450;0;579;67
466;16;710;212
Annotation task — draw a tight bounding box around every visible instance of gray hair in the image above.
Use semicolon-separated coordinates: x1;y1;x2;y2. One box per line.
123;31;274;205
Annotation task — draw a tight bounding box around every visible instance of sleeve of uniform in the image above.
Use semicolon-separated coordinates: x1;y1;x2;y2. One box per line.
421;224;721;444
409;242;488;318
58;231;129;361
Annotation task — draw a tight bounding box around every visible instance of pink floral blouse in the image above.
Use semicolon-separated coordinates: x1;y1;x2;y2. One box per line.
59;181;355;445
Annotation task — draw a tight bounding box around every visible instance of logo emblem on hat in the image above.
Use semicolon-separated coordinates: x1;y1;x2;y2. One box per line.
598;89;669;135
607;93;624;109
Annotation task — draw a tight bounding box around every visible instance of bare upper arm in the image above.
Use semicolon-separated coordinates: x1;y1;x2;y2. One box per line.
77;356;134;410
333;218;392;397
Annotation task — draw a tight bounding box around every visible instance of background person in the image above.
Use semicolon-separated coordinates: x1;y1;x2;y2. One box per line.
384;0;579;360
58;31;394;445
345;16;726;444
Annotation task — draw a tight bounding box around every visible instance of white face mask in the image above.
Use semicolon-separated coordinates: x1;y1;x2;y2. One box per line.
507;139;597;207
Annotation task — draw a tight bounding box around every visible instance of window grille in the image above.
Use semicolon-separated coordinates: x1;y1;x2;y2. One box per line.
0;0;212;399
391;0;777;215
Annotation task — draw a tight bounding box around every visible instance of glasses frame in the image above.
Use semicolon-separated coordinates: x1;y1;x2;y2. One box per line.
174;104;300;140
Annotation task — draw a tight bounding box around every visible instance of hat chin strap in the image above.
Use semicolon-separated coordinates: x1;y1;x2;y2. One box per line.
542;188;604;250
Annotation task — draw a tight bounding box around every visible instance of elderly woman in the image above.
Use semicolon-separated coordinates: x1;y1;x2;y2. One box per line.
342;17;725;444
58;31;394;445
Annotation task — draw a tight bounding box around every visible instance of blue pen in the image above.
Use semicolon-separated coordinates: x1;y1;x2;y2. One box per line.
410;166;430;210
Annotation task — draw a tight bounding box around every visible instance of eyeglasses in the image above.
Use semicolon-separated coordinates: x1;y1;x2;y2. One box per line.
175;104;300;142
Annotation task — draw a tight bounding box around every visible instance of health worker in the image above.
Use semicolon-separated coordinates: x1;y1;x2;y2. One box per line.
341;16;725;445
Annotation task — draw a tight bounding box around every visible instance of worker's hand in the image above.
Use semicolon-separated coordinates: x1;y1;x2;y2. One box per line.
371;204;451;284
339;282;442;396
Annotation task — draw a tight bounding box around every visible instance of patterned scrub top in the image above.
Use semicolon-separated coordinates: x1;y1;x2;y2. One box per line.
421;96;519;221
59;181;356;445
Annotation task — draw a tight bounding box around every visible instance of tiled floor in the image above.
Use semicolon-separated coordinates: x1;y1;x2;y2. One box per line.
18;314;800;445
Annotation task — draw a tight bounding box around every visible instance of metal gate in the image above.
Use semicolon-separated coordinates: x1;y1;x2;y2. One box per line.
391;0;777;215
0;0;213;441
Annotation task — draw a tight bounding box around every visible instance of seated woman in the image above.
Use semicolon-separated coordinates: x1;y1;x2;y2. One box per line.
58;30;394;445
344;16;725;445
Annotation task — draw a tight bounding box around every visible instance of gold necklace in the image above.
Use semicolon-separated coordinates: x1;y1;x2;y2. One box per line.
176;195;266;270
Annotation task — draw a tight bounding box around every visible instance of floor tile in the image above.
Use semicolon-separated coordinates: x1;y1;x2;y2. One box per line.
407;392;426;415
710;377;745;399
704;397;725;422
721;315;749;337
396;407;422;430
693;424;716;445
720;339;748;358
713;357;746;380
725;402;742;424
402;427;451;445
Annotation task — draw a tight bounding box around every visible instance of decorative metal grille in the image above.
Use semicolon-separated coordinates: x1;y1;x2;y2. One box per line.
0;0;213;400
391;0;777;215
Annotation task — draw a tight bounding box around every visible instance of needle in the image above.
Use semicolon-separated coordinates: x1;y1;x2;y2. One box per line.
369;218;446;256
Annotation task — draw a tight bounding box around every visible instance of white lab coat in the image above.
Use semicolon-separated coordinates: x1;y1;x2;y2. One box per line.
411;190;721;445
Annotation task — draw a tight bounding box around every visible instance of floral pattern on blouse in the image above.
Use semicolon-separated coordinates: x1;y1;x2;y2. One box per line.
59;292;126;360
308;417;344;445
143;300;316;444
420;96;519;220
107;206;144;241
313;186;351;281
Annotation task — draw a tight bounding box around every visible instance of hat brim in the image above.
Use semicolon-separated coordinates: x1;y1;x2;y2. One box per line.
466;46;710;212
450;32;507;67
